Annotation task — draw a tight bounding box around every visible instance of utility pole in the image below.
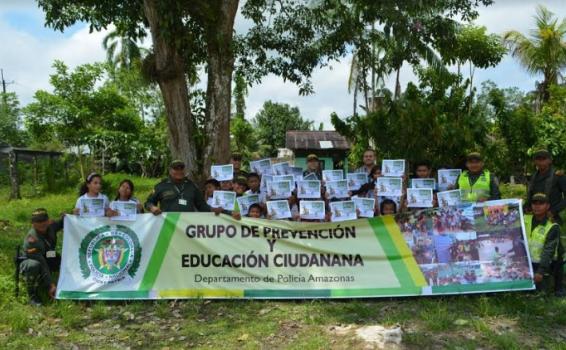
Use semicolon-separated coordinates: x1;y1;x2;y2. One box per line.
1;69;15;94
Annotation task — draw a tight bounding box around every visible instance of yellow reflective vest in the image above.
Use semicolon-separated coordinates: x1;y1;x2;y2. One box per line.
458;170;491;202
524;214;558;263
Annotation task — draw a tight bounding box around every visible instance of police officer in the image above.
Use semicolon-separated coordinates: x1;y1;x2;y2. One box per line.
525;149;566;224
145;160;211;214
457;152;500;202
303;154;322;180
20;209;63;305
524;193;565;296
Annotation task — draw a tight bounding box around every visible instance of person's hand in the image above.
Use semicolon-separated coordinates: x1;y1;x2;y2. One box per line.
534;273;544;284
356;208;361;218
149;206;162;216
106;209;119;217
59;212;66;219
211;207;223;216
232;211;242;220
49;283;57;299
72;208;80;215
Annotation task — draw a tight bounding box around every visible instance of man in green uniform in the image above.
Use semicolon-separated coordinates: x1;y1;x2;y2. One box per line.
525;149;566;224
524;193;565;295
20;209;63;305
456;152;500;202
146;160;211;214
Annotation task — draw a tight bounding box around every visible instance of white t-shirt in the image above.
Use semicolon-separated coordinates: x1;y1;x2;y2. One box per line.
75;193;110;217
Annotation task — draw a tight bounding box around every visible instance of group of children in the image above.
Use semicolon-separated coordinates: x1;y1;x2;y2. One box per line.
201;153;468;222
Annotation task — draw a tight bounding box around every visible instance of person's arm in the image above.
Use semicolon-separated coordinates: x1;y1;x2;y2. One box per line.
50;218;64;232
537;225;560;275
489;176;501;200
145;185;162;214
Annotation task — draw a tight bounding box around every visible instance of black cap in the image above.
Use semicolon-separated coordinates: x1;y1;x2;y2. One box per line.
231;152;242;161
533;149;551;159
531;192;549;203
205;178;220;187
466;152;482;161
31;208;49;223
170;160;185;169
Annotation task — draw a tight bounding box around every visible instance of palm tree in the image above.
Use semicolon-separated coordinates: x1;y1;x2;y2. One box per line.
503;5;566;102
102;29;146;69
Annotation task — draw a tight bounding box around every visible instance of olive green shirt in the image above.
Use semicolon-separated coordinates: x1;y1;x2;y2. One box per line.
145;177;210;212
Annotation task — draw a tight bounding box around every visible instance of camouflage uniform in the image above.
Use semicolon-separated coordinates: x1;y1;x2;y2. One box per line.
20;213;63;304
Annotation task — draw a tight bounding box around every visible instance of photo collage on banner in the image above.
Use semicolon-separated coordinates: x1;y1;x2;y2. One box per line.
396;199;531;289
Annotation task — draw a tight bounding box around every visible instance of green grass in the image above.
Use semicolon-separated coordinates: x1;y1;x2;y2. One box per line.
1;176;566;349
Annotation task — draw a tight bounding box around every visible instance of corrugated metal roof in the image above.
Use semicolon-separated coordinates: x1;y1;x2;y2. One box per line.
285;131;350;150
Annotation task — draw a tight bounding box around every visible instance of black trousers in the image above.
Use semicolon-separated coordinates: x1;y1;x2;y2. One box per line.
532;260;564;293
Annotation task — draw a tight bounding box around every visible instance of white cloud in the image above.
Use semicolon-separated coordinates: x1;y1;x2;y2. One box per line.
1;0;565;130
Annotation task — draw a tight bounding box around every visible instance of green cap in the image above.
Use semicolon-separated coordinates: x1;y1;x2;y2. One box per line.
466;152;482;161
31;208;49;223
170;160;185;169
234;176;248;186
307;154;319;161
533;149;551;159
531;192;549;203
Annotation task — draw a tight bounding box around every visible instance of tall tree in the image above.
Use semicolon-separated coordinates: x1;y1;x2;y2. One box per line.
503;5;566;102
38;0;494;179
0;92;27;146
253;101;313;157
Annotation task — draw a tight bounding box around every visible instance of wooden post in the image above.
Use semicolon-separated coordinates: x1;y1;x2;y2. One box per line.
8;150;20;200
32;155;38;195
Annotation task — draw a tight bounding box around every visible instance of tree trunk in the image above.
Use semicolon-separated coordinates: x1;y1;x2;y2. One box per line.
394;67;401;99
200;0;239;179
143;0;197;175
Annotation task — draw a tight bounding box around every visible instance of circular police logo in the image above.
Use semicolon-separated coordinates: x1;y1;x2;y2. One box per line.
79;225;141;284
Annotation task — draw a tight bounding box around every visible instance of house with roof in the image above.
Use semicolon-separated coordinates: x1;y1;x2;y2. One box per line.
285;130;351;172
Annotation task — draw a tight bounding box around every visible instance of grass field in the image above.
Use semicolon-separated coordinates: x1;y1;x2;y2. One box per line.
1;177;565;349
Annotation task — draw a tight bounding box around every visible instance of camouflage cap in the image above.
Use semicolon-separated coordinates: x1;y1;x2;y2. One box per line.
31;208;49;223
531;192;549;203
307;154;319;161
466;152;482;161
170;160;186;169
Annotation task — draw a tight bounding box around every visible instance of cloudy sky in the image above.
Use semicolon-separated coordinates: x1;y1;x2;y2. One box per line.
1;0;565;128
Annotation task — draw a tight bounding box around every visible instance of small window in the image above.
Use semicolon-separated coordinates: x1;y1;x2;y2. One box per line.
319;141;333;149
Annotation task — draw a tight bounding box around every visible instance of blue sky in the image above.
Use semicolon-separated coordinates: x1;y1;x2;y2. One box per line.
1;0;565;128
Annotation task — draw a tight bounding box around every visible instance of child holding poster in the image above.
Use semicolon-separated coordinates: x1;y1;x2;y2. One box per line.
245;173;266;204
204;179;221;207
73;173;111;217
108;179;144;220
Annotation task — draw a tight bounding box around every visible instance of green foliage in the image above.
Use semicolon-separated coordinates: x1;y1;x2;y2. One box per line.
334;68;488;169
252;101;313;157
503;5;566;101
442;24;506;70
0;92;28;146
531;84;566;166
